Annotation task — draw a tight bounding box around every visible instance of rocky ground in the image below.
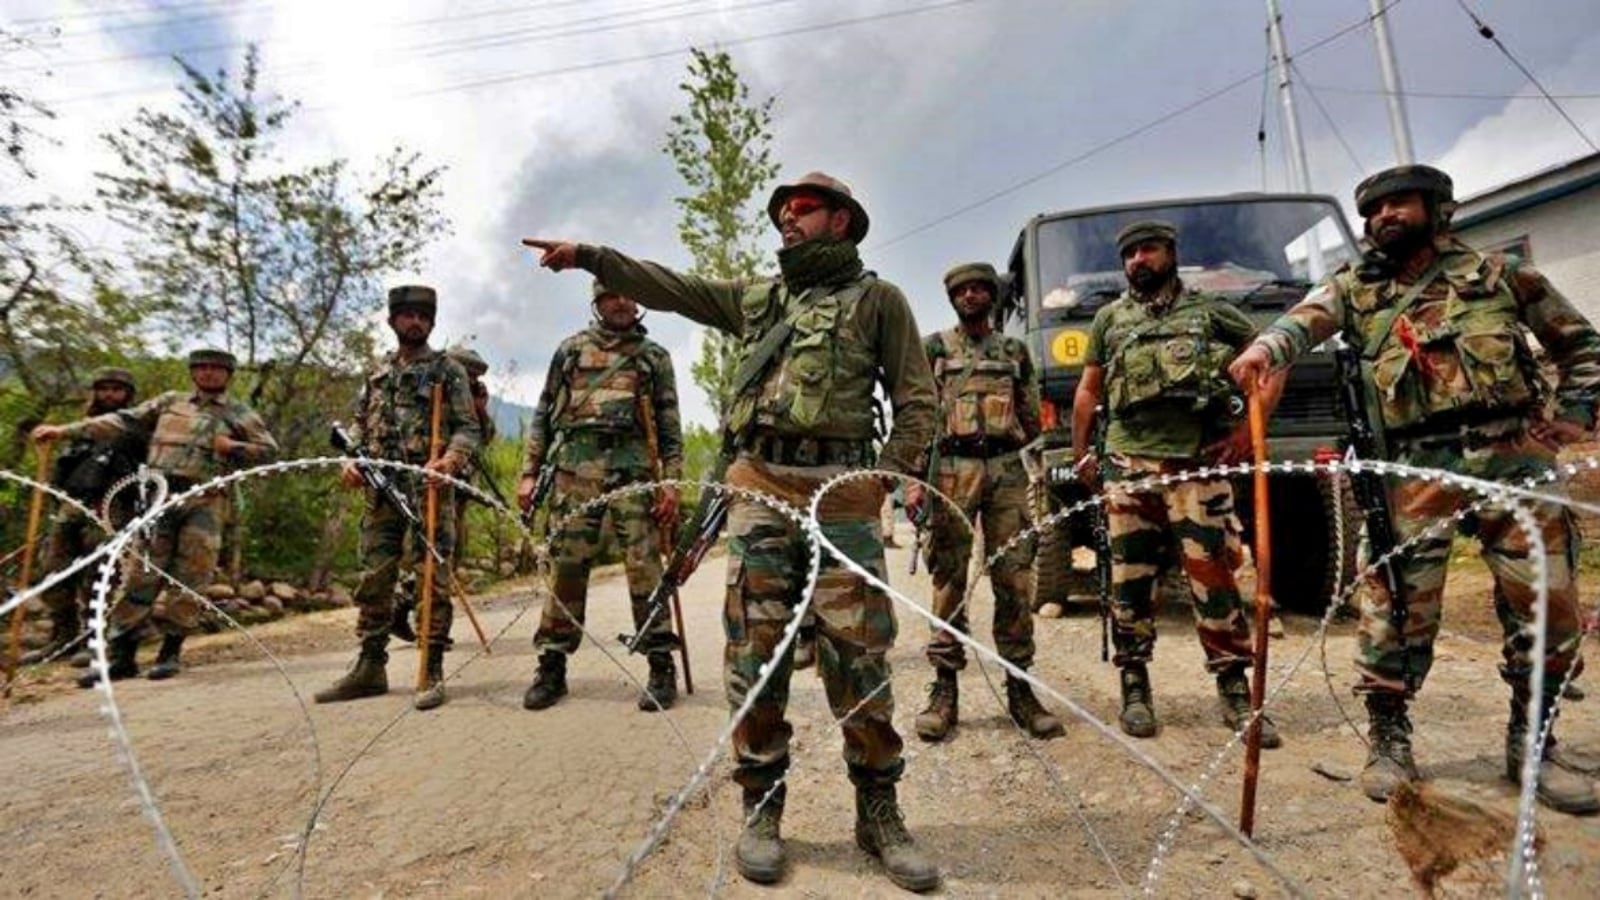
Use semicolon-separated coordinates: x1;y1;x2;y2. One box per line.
2;529;1599;898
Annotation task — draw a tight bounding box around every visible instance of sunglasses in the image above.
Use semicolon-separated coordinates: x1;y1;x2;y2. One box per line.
781;194;831;220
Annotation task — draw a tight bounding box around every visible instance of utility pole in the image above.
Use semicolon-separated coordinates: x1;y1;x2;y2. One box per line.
1369;0;1416;164
1265;0;1313;193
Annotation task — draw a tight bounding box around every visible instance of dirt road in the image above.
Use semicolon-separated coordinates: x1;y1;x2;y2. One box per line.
3;530;1599;898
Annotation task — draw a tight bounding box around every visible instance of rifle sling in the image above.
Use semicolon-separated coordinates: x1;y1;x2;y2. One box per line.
1360;257;1446;361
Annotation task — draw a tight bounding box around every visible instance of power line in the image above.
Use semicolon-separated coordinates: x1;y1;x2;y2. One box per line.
869;0;1408;251
1450;0;1598;152
1290;59;1366;174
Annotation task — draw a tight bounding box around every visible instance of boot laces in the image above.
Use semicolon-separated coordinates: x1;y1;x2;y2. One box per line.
863;790;910;846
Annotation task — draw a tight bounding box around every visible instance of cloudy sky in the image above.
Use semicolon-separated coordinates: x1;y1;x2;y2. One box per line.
7;0;1600;426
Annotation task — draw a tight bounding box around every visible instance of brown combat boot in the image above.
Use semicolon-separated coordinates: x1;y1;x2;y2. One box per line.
19;613;78;666
314;637;389;703
1360;693;1418;802
914;669;958;742
77;628;141;688
854;783;940;892
735;784;786;884
1118;665;1157;738
522;651;568;710
145;634;186;681
1506;689;1600;816
1006;673;1065;739
1216;667;1281;748
413;645;447;711
638;652;677;712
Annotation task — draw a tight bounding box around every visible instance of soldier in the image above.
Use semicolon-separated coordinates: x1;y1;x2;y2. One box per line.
516;280;685;713
1230;164;1600;814
906;261;1063;742
523;170;941;892
389;347;498;644
19;368;145;668
33;350;278;685
315;285;480;712
1071;221;1282;748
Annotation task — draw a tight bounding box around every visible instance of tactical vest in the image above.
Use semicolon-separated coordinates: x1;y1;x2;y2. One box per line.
932;328;1024;442
1344;250;1537;432
553;331;650;432
360;351;458;463
1104;294;1238;416
53;431;143;503
143;392;257;481
727;275;880;440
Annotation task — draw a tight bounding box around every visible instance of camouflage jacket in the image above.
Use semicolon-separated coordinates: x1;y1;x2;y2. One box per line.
1255;237;1600;432
1087;282;1255;459
69;390;277;483
572;243;936;476
352;346;481;467
923;326;1041;447
520;325;683;480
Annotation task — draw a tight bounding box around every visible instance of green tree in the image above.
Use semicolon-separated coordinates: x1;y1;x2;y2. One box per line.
661;47;778;421
96;46;449;455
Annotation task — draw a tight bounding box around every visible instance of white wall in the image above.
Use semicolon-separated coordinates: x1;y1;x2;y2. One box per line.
1455;183;1600;324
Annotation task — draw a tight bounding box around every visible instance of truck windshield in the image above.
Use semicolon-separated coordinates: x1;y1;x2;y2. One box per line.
1035;197;1355;319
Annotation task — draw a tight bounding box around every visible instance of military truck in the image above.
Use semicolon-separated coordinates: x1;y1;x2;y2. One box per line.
1002;193;1361;615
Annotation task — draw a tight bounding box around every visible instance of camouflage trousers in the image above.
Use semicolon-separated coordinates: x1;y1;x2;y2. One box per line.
1106;455;1253;672
532;460;674;655
723;455;903;791
36;509;106;623
353;486;458;649
114;493;228;638
923;453;1036;671
1359;427;1582;695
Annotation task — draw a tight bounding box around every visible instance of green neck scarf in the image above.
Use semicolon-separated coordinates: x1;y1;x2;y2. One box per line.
777;237;864;293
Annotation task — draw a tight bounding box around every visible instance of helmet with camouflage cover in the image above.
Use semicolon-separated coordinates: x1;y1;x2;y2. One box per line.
1354;164;1455;233
187;348;237;371
449;347;489;379
766;171;870;243
89;366;137;395
1115;220;1178;256
387;284;438;316
943;262;1001;300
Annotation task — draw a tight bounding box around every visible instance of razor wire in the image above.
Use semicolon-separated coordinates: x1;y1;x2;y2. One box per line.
5;448;1600;897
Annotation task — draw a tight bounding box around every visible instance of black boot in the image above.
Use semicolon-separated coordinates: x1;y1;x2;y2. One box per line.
145;634;186;681
19;614;79;666
314;636;390;703
1506;686;1600;816
1118;664;1157;738
914;669;959;742
1006;673;1065;739
389;598;417;644
735;784;786;885
1360;693;1418;802
77;629;141;688
1216;667;1281;749
413;644;448;711
522;651;568;710
638;652;677;712
854;783;940;892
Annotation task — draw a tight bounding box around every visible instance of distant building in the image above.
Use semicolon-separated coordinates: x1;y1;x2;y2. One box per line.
1452;151;1600;322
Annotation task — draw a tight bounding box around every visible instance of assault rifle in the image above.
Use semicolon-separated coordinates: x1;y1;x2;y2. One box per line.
519;433;565;529
1088;404;1112;663
1333;340;1408;680
331;423;423;526
622;484;731;654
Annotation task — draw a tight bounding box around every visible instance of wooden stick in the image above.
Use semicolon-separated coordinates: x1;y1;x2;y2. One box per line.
415;383;444;692
5;445;54;692
1239;392;1274;837
451;577;491;654
636;386;692;694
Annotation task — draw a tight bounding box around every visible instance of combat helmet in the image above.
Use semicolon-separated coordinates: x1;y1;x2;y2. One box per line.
89;367;137;396
1354;164;1455;232
187;348;237;371
942;262;1001;300
766;171;870;243
1115;220;1178;257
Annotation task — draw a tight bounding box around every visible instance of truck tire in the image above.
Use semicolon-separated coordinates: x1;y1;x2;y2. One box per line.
1242;475;1359;615
1032;522;1076;612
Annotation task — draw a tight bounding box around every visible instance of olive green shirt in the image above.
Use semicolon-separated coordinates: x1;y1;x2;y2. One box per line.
573;244;937;475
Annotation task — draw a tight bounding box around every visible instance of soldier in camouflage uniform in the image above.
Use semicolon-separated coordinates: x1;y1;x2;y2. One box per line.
1071;221;1282;748
1231;164;1600;814
517;280;685;713
907;261;1062;742
34;350;278;685
524;171;941;892
389;347;498;644
20;368;145;668
315;286;480;712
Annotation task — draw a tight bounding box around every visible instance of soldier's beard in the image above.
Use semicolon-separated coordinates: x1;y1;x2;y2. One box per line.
1127;263;1175;296
87;399;126;416
1371;219;1432;259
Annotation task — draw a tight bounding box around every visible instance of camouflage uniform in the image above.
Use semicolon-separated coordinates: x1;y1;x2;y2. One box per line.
1249;164;1600;812
1089;284;1257;671
65;363;277;641
521;321;683;658
558;172;939;890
